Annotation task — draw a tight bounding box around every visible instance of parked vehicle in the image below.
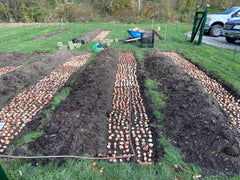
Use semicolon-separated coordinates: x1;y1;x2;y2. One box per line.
222;20;240;43
205;7;240;37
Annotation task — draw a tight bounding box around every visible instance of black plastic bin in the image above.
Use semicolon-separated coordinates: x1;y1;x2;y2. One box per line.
140;31;154;48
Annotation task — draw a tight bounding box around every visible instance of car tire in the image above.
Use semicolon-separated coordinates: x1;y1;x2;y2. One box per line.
209;24;223;37
226;37;236;43
204;29;209;35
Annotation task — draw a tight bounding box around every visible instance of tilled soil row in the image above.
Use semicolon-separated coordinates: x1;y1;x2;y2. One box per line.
0;52;46;76
145;48;240;176
162;52;240;131
0;52;44;68
32;29;68;41
91;30;111;41
0;54;90;153
29;48;118;157
0;66;20;76
76;28;103;42
107;53;153;164
0;50;85;110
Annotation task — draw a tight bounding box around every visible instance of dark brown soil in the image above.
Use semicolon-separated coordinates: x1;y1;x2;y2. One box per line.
134;56;165;161
0;52;45;67
144;48;240;177
0;50;88;110
76;28;102;42
29;48;118;157
2;47;240;177
31;27;102;42
32;29;68;41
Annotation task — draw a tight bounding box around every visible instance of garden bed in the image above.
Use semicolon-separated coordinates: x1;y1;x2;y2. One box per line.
0;50;87;111
0;52;44;67
32;29;69;41
144;48;240;176
91;30;111;41
1;47;240;178
0;51;91;153
0;52;46;76
76;28;103;42
28;48;118;157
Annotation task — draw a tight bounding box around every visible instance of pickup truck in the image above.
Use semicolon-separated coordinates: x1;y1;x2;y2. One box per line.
222;20;240;43
205;7;240;37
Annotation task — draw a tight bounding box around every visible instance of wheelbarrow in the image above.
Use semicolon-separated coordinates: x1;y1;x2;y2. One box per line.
124;30;145;43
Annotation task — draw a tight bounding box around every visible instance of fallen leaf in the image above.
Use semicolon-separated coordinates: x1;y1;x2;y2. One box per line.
193;175;202;179
100;167;104;173
98;153;103;157
17;170;22;177
92;162;97;167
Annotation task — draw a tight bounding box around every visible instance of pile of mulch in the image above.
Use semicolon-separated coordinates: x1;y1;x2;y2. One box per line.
28;48;118;157
144;48;240;177
0;50;87;110
32;29;69;41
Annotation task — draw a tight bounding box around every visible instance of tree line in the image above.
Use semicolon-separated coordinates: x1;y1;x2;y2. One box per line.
0;0;239;23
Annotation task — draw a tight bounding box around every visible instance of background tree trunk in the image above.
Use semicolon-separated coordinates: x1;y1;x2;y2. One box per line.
218;0;222;6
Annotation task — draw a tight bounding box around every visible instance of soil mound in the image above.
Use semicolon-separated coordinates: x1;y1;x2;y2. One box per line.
144;48;240;176
0;52;35;67
32;29;68;41
29;48;118;157
76;28;102;42
0;50;87;110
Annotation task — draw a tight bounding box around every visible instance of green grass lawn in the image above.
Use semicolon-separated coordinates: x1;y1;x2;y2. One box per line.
0;22;239;94
0;22;239;179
